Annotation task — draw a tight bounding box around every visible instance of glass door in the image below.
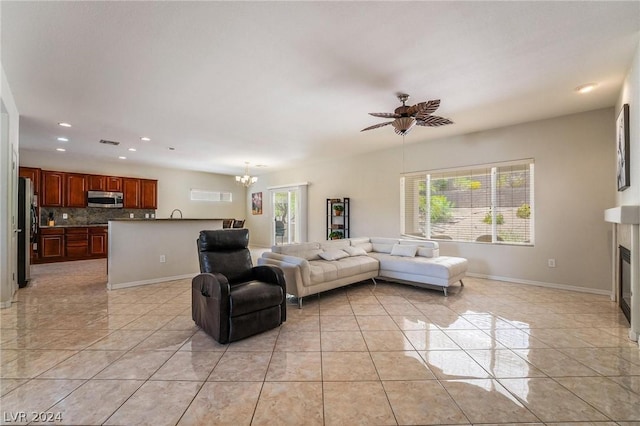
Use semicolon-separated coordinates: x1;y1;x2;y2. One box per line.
271;186;306;245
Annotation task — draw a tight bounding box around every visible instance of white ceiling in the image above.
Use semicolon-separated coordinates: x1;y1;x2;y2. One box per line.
2;1;639;177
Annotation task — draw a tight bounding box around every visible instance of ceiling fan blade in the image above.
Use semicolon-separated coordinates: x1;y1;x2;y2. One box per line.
369;112;401;118
414;99;441;117
361;121;394;132
416;115;454;127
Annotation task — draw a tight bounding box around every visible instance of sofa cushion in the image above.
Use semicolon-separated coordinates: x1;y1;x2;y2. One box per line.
399;240;439;258
370;253;467;280
344;246;367;257
308;261;338;285
319;249;349;261
273;242;323;260
370;237;399;254
320;240;351;251
390;244;417;257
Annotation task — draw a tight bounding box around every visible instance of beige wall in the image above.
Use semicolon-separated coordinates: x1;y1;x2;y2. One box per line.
18;150;247;220
616;41;640;207
247;108;615;294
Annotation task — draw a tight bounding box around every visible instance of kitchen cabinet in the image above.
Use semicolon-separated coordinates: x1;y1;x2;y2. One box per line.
41;170;65;207
140;179;158;209
19;167;41;196
88;175;123;192
40;228;64;260
65;173;88;207
89;227;108;256
88;175;105;191
65;227;89;258
106;177;123;192
123;178;141;208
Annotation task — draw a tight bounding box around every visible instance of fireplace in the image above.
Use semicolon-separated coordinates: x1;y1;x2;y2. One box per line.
620;245;631;322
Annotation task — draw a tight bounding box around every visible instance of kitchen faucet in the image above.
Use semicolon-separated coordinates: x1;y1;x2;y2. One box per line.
170;209;183;219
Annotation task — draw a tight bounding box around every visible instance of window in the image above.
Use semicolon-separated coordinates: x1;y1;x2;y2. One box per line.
190;189;232;202
401;159;534;245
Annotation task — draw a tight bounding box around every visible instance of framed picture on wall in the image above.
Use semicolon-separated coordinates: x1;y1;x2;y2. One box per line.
617;103;630;191
252;192;263;215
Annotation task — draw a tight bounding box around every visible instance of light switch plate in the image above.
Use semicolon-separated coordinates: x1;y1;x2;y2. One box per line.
62;213;68;219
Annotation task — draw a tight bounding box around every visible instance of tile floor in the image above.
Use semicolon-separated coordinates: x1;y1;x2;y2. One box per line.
1;258;639;425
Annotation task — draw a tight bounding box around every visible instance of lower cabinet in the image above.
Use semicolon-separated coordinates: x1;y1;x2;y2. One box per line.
40;228;64;260
37;226;108;263
65;228;89;258
89;227;108;256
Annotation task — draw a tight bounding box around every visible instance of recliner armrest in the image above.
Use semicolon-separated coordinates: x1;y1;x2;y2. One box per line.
192;272;230;302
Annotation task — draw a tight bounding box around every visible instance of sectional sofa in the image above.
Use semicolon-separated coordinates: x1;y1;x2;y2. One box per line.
258;237;468;307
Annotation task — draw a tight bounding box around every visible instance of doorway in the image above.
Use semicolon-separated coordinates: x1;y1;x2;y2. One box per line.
270;184;308;246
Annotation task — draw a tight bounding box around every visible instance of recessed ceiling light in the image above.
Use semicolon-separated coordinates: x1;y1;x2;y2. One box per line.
128;148;137;152
118;156;127;160
58;122;72;127
168;147;175;151
140;137;151;141
57;137;69;142
575;83;597;94
56;148;66;152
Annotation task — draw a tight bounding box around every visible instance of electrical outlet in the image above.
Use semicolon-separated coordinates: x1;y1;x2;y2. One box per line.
145;213;149;219
129;213;134;219
160;255;166;263
62;213;68;219
548;259;556;268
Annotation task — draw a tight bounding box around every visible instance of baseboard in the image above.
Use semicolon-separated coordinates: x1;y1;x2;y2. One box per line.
466;272;613;297
108;273;197;290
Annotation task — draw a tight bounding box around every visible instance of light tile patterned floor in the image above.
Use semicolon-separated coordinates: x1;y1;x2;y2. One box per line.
1;258;639;425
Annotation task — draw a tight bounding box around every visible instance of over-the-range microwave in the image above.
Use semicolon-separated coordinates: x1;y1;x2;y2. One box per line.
87;191;124;208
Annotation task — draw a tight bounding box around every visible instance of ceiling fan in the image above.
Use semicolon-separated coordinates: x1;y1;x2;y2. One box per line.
361;93;453;136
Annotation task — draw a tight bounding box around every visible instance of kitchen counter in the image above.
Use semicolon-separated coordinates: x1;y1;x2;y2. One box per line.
40;224;108;228
107;218;224;289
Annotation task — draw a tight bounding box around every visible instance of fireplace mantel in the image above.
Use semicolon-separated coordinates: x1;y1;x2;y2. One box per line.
604;205;640;224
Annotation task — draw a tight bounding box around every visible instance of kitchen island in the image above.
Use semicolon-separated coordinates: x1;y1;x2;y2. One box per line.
107;218;224;289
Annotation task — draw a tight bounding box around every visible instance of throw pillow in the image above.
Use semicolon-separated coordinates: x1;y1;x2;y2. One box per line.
390;244;417;257
344;246;367;257
319;249;350;261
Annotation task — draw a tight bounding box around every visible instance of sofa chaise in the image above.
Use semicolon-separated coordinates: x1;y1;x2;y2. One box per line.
258;237;468;307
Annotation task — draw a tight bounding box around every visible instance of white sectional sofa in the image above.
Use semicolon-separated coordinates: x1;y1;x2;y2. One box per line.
258;237;467;307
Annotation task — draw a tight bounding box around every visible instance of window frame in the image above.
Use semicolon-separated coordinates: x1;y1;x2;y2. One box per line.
400;159;535;246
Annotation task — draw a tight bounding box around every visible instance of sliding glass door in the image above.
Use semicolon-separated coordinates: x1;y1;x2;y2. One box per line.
270;184;307;245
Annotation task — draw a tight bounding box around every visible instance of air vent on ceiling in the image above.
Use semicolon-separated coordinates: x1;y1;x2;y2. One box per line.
99;139;120;146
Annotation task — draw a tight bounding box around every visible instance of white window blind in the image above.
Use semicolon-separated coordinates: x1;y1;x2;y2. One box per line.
401;159;534;245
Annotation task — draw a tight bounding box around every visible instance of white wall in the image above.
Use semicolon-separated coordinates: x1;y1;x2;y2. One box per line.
1;64;20;307
616;41;640;207
18;150;247;220
247;108;615;294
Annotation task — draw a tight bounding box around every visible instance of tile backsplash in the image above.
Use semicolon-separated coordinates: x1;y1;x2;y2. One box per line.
41;207;156;226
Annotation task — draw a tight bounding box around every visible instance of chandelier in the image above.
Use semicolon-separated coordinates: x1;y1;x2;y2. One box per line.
235;162;258;188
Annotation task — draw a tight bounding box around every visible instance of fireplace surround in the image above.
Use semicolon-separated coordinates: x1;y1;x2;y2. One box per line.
605;205;639;344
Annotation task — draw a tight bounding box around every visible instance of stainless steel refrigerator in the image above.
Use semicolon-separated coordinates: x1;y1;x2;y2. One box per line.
18;177;36;287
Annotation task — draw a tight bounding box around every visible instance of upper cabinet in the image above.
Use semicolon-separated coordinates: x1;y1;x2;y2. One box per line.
18;167;41;196
22;167;157;209
88;175;123;192
41;170;66;207
140;179;158;209
123;178;141;209
65;173;87;207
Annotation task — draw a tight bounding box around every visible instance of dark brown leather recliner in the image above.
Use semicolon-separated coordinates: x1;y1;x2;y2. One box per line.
192;228;286;344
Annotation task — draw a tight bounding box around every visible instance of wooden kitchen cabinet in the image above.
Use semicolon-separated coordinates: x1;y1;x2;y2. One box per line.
140;179;158;209
123;178;141;208
19;167;41;196
89;227;108;256
65;173;87;207
106;177;123;192
88;175;105;191
40;170;65;207
39;228;64;260
65;227;89;258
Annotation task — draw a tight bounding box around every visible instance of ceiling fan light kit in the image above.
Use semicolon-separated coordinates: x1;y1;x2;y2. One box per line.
362;93;453;136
